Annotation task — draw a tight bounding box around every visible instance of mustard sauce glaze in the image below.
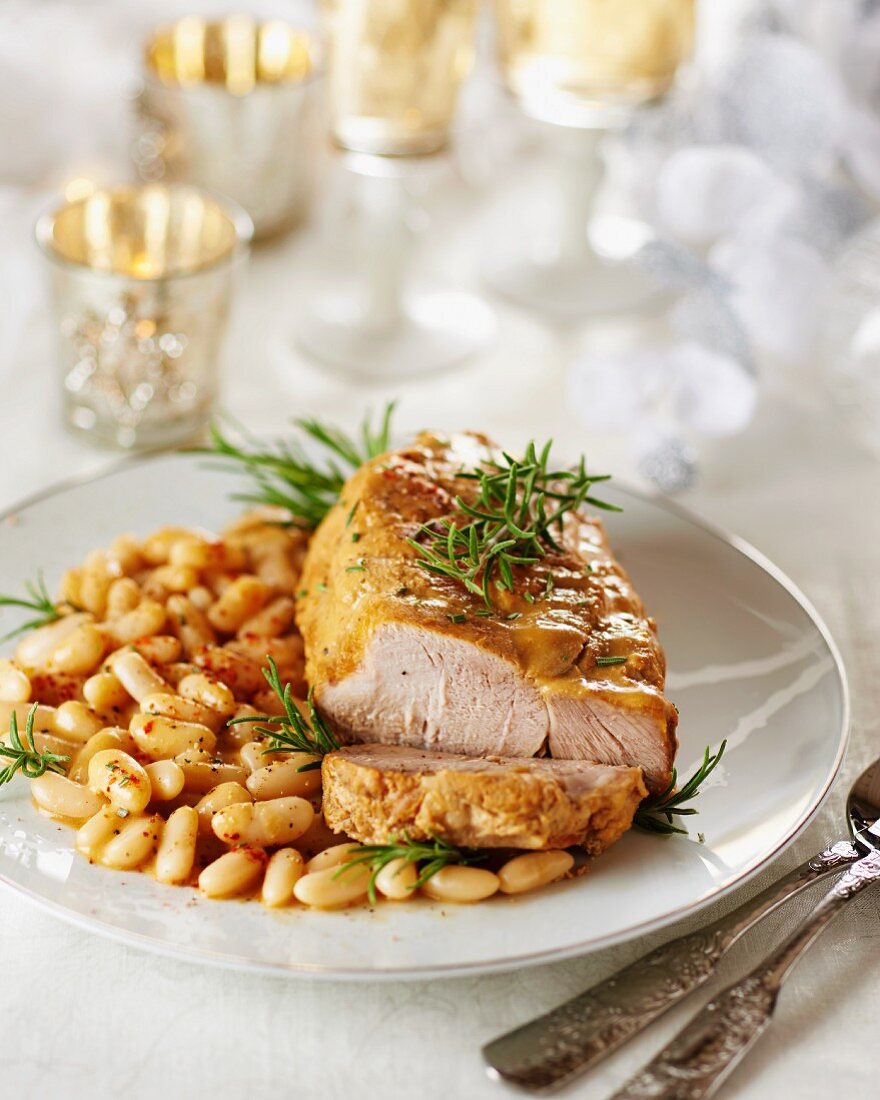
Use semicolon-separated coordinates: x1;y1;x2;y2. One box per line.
297;432;672;716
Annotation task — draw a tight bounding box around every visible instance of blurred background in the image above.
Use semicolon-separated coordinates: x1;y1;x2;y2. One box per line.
4;0;880;505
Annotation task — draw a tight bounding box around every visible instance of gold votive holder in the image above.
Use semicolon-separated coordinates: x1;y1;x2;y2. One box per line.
35;183;253;450
135;16;321;240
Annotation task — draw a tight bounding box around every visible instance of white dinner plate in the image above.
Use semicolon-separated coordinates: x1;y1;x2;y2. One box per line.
0;452;848;980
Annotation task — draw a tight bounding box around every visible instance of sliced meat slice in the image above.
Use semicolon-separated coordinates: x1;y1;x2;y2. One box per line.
297;431;677;792
321;744;647;854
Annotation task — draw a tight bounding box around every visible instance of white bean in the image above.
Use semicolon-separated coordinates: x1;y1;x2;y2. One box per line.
305;843;363;874
15;613;92;669
246;755;322;800
198;847;266;898
261;848;305;908
98;813;162;870
177;673;236;718
142;527;193;565
108;650;169;702
48;623;106;675
83;671;130;719
150;564;200;594
420;867;500;903
129;713;216;759
31;772;105;820
497;851;575;895
207;576;271;633
238;596;297;639
239;741;285;774
187;585;214;611
192;647;264;697
76;804;123;859
69;728;136;783
211;796;313;847
101;600;167;646
155;806;198;884
106;536;144;578
374;857;419;901
293;865;371;909
52;701;103;744
88;749;152;813
171;538;246;572
140;691;222;732
106;577;142;618
166;595;216;656
173;749;247;793
195;782;252;837
143;759;185;801
0;659;30;703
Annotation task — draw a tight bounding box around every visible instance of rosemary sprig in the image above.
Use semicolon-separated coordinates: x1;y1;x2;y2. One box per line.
227;657;340;771
0;704;70;785
633;741;727;836
0;571;63;643
407;441;618;609
334;831;484;904
206;403;396;528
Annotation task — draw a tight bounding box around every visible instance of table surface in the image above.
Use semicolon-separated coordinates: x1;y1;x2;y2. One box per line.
3;133;880;1100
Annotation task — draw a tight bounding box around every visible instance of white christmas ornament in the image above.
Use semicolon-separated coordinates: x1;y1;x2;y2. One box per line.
655;145;793;245
709;233;828;365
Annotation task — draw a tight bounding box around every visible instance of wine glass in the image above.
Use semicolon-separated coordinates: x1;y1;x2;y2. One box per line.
294;0;496;380
486;0;696;318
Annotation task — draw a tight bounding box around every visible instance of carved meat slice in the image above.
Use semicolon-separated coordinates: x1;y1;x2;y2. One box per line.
321;744;647;853
297;432;677;793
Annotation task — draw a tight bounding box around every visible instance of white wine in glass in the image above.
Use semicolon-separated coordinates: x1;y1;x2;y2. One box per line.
495;0;695;127
295;0;495;380
487;0;695;317
322;0;479;155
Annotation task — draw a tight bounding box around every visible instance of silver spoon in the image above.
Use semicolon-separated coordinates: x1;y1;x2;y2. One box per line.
609;757;880;1099
483;822;862;1093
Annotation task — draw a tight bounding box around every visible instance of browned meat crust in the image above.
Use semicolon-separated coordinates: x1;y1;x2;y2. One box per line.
322;745;647;854
298;432;677;792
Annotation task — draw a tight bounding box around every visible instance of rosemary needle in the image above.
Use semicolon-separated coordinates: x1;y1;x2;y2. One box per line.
334;832;484;904
407;440;618;610
205;403;396;528
633;741;727;836
0;704;70;786
0;571;64;643
227;658;340;771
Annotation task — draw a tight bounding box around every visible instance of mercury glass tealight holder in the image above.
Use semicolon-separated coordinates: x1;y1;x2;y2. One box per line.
135;16;321;241
36;183;253;450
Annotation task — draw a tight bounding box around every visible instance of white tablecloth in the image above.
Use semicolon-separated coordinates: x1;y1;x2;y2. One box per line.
2;101;880;1100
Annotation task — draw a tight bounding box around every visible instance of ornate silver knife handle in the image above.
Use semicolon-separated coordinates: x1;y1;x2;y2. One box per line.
610;847;880;1100
482;842;857;1094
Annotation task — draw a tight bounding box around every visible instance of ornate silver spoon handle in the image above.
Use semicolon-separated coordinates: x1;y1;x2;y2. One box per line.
610;847;880;1100
482;841;858;1093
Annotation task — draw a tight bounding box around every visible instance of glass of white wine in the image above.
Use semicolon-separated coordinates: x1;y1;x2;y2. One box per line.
486;0;696;317
295;0;495;380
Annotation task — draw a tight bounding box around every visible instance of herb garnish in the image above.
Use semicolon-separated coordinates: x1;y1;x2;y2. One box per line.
206;403;395;528
0;704;69;785
0;572;64;643
633;741;727;835
334;831;484;904
596;655;627;667
227;658;340;771
406;441;617;609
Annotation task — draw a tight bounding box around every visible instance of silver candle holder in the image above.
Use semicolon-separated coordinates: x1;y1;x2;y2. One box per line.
134;16;322;241
35;183;252;450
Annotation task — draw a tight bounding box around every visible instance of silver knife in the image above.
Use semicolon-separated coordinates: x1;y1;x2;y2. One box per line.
482;841;858;1093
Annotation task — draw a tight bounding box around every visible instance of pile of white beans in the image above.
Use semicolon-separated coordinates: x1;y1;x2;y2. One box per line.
0;513;575;909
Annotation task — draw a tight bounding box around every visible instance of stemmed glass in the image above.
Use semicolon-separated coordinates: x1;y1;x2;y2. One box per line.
296;0;495;379
486;0;696;318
